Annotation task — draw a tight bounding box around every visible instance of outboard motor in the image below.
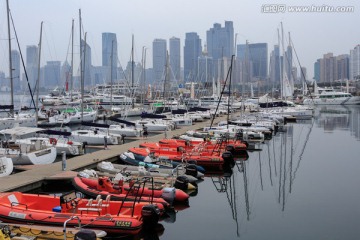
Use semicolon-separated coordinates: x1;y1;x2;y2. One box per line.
225;144;235;154
75;229;97;240
142;204;160;228
185;164;198;178
174;176;189;191
161;187;176;203
222;151;234;165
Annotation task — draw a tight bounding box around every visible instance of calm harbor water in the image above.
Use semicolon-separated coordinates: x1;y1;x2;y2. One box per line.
159;105;360;240
4;93;360;239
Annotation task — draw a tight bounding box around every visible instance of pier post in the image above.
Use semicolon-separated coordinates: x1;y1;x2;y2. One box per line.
62;151;66;171
104;136;108;149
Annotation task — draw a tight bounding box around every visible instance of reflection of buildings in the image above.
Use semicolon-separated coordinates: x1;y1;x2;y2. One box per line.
315;106;360;140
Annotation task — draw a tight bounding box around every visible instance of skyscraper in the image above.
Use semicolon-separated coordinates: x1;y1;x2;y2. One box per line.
184;32;201;81
237;43;268;81
44;61;61;88
169;37;181;81
350;45;360;80
80;39;92;87
102;32;118;82
207;21;234;80
152;39;167;83
269;45;280;83
11;50;21;91
26;45;38;90
285;45;293;83
206;21;234;61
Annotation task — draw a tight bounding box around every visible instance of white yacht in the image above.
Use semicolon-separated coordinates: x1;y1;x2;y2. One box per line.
70;129;120;145
303;88;360;105
0;127;57;165
48;107;97;125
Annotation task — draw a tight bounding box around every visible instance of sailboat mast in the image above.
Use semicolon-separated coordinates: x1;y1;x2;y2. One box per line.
110;40;114;110
35;21;43;125
70;19;74;101
131;34;135;109
6;0;14;115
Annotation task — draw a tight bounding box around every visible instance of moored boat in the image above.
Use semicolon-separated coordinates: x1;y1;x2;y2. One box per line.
0;191;162;235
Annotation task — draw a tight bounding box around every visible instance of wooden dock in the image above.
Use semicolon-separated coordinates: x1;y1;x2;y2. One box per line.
0;116;226;192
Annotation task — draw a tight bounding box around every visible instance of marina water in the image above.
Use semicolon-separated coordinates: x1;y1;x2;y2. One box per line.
159;105;360;240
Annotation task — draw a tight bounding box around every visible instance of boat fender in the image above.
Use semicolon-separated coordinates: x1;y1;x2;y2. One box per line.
49;138;57;145
142;204;160;228
185;164;198;178
74;229;97;240
174;176;189;191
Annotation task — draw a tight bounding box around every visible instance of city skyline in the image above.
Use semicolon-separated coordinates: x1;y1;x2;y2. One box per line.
0;0;359;81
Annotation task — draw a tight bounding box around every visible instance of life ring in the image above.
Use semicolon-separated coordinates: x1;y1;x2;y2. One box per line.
49;138;57;145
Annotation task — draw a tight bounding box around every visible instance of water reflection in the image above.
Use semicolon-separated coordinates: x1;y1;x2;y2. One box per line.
315;105;360;140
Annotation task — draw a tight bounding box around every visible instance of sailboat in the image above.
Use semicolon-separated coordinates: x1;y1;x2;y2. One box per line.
0;127;57;165
0;0;36;130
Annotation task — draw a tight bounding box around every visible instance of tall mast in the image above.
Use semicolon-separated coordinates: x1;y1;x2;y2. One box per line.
110;40;114;110
6;0;14;115
70;19;74;101
131;34;135;109
35;21;43;125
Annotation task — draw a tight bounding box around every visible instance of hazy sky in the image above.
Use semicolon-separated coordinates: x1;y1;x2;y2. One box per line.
0;0;359;79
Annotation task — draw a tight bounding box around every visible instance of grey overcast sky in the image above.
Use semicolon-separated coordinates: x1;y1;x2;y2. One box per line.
0;0;359;79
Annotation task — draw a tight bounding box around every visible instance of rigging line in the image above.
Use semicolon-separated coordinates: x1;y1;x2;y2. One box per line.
9;11;35;109
290;37;313;100
209;54;235;128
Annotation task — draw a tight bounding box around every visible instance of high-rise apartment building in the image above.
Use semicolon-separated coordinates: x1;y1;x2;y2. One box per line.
80;39;92;87
350;45;360;80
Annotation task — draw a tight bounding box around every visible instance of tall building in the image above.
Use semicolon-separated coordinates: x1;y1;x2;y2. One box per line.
206;21;234;80
43;61;61;88
350;45;360;80
183;33;201;81
336;55;349;80
316;53;349;83
11;50;21;91
169;37;181;81
300;67;307;82
152;39;167;83
285;45;293;83
269;45;281;83
102;33;118;82
292;67;298;82
26;45;38;91
314;60;320;81
81;39;92;87
198;48;214;84
237;43;268;81
206;21;234;61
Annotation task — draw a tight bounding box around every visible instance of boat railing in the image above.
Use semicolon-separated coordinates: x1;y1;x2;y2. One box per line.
63;216;81;240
